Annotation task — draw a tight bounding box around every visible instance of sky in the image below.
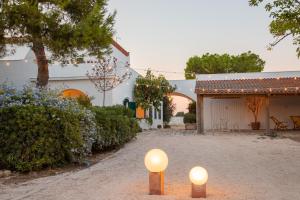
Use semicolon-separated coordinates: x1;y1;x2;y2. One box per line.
107;0;300;112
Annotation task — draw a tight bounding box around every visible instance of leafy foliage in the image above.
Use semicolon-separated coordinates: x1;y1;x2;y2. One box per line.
134;70;176;110
188;101;196;114
92;106;141;152
162;96;175;124
0;0;115;86
0;84;96;171
184;52;265;79
249;0;300;57
0;105;85;172
183;113;196;124
175;112;184;117
0;85;140;172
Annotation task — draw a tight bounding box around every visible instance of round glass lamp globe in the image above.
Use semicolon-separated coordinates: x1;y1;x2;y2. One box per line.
189;166;208;185
144;149;168;172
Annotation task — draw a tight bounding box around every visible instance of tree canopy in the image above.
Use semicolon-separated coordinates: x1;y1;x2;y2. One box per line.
0;0;115;87
249;0;300;57
184;51;265;79
134;70;175;110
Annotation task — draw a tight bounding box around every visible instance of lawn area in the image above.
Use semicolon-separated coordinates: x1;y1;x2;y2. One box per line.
1;130;300;200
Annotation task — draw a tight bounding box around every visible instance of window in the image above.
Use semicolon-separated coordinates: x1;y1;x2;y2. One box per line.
158;106;162;120
154;108;157;119
123;98;129;108
149;106;153;119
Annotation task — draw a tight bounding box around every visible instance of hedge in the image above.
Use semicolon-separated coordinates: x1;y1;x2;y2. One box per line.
0;85;141;172
0;105;85;172
183;113;196;124
92;106;141;152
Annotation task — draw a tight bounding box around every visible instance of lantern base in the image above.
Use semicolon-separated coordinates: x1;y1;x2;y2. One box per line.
149;172;164;195
191;183;206;198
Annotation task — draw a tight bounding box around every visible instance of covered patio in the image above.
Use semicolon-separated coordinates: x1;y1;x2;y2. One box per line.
195;72;300;134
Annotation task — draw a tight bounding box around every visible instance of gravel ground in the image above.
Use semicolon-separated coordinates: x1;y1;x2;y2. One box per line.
1;129;300;200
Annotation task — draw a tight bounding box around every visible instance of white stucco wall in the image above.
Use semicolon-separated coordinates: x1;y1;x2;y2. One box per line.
138;103;164;130
203;96;300;131
0;44;162;129
0;50;37;88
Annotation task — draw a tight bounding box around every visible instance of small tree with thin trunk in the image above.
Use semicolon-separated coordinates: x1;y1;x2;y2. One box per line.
86;57;131;107
0;0;115;87
246;96;264;124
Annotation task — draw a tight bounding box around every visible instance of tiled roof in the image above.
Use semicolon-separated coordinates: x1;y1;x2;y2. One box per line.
195;77;300;95
112;40;130;57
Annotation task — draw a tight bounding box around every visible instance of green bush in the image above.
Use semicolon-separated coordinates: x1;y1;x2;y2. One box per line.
0;105;85;172
183;113;196;124
176;112;184;117
92;106;141;152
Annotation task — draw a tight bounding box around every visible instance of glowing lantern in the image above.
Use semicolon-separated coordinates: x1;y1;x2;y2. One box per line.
189;166;208;198
144;149;168;195
145;149;168;172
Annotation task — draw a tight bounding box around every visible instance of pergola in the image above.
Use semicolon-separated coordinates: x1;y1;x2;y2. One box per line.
195;77;300;134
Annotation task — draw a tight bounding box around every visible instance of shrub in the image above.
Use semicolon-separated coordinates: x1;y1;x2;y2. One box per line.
176;112;184;117
92;106;140;152
0;105;84;172
76;95;93;108
0;84;96;172
183;113;196;124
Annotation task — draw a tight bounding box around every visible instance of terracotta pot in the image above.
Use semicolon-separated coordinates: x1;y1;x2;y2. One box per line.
185;123;197;130
251;122;260;130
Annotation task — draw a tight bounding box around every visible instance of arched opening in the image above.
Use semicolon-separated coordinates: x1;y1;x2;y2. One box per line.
61;89;88;99
167;92;196;129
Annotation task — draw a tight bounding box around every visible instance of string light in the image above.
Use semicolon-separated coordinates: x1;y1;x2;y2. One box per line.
5;62;10;66
24;59;28;63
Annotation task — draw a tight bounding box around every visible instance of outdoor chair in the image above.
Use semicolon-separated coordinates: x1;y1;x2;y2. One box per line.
270;116;288;130
290;116;300;130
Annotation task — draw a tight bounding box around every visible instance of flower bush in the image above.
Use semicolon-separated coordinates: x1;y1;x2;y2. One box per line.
0;84;140;172
0;84;96;171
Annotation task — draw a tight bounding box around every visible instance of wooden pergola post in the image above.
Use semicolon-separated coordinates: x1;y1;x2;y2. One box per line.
197;94;204;134
265;95;270;135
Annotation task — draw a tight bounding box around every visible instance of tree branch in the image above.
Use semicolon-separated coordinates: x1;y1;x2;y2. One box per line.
270;33;292;47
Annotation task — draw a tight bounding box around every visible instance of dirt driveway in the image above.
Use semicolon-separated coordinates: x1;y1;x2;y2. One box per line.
1;130;300;200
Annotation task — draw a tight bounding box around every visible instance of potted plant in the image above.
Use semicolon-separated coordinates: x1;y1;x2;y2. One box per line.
246;96;264;130
184;113;197;130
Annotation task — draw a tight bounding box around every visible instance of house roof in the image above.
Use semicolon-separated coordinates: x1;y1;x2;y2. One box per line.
112;40;129;57
195;71;300;95
0;40;129;61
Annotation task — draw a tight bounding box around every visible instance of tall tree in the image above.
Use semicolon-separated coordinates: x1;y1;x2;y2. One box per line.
0;0;115;87
162;96;175;124
249;0;300;57
184;51;265;79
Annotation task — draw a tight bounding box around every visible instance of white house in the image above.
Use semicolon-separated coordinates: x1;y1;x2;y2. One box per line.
0;41;163;129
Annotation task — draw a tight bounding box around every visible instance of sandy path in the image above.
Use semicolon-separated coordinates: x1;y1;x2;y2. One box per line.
1;130;300;200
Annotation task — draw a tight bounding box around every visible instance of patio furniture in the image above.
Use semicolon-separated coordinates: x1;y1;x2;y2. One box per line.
270;116;288;130
290;116;300;130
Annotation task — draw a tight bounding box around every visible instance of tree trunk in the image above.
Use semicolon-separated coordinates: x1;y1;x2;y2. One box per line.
103;91;106;107
32;42;49;87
